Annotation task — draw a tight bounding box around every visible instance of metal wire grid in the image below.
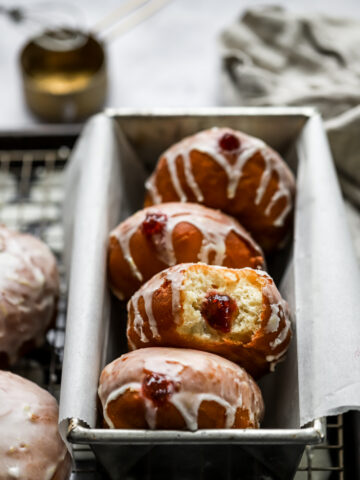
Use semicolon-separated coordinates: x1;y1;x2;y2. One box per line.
295;416;344;480
0;145;345;480
0;147;68;399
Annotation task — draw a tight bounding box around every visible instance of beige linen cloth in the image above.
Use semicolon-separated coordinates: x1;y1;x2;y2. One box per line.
220;5;360;259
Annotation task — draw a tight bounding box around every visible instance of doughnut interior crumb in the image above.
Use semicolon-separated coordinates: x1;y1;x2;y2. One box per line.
179;267;263;343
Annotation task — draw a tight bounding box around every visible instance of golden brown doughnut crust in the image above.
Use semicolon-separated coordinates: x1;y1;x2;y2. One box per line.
144;127;296;252
108;202;265;299
98;347;264;430
127;263;291;379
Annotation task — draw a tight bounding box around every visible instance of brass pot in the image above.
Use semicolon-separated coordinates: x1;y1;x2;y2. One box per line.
20;29;107;122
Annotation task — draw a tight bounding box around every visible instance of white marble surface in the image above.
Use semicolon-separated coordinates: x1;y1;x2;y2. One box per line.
0;0;360;128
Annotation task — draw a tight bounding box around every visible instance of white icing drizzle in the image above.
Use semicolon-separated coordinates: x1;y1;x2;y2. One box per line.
269;311;291;351
129;262;291;353
128;264;187;343
183;152;204;201
145;358;185;378
128;263;291;375
8;466;20;478
144;397;158;429
0;371;68;480
198;145;261;199
165;152;188;202
266;350;287;363
131;297;149;343
261;280;277;304
153;210;233;267
111;203;263;288
104;381;241;431
254;149;293;226
0;227;59;364
145;177;162;204
241;268;291;368
115;223;143;282
158;211;237;266
146;127;293;227
265;303;281;333
266;309;291;372
170;392;237;430
127;336;137;351
44;464;57;480
259;275;292;361
143;289;160;339
100;349;264;431
255;150;273;205
266;190;293;227
269;353;286;371
103;382;141;428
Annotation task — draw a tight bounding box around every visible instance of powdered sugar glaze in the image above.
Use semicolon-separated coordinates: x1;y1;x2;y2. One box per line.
146;127;293;228
111;202;264;284
0;371;68;480
99;348;264;430
0;226;59;364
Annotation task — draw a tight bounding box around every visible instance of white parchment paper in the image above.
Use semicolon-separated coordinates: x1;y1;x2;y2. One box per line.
59;111;360;445
295;114;360;425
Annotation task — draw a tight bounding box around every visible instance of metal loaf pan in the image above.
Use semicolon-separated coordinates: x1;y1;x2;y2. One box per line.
61;108;329;480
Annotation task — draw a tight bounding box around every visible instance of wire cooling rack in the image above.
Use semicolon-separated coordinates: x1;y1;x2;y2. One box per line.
0;135;345;480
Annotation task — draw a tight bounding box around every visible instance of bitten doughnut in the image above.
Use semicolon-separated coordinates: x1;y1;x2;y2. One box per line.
108;202;265;299
0;226;59;367
127;263;291;378
144;127;296;251
0;371;71;480
98;347;264;430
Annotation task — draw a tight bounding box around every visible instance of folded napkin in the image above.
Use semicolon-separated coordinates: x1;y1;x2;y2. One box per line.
220;5;360;257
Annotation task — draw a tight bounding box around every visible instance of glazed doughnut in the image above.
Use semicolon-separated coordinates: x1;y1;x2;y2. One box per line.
127;263;291;378
144;127;296;251
0;371;71;480
108;202;265;300
98;347;264;430
0;226;59;367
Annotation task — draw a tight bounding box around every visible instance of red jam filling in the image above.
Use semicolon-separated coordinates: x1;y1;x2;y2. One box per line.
218;133;240;151
142;372;175;406
141;212;167;237
201;292;237;333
